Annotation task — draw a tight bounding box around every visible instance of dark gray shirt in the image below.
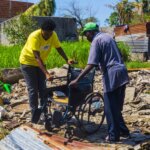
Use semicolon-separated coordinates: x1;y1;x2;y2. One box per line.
87;32;129;93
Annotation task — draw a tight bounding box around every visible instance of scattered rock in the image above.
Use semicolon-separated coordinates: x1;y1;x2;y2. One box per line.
0;68;150;149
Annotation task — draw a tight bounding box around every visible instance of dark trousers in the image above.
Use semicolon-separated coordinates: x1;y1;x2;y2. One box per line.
104;85;129;140
21;64;46;116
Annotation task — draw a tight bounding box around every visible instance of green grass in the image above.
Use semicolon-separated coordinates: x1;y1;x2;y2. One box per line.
126;61;150;69
46;41;90;68
0;45;22;69
0;42;150;69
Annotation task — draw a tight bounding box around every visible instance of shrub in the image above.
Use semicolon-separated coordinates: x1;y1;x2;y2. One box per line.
4;14;38;45
117;41;130;62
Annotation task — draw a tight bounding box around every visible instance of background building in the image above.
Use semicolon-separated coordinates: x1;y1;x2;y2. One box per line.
0;0;33;23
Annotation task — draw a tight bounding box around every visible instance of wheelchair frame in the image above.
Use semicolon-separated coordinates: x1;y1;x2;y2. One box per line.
38;65;105;139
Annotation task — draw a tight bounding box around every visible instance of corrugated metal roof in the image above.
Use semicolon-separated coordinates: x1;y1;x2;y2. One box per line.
115;33;149;53
0;125;105;150
114;23;147;37
0;126;52;150
125;40;148;52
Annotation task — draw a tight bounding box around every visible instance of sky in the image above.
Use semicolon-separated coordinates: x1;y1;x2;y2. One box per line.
20;0;135;27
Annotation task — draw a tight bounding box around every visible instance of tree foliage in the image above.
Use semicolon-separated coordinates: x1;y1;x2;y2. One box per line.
107;0;150;26
61;0;98;30
4;15;38;45
24;0;56;16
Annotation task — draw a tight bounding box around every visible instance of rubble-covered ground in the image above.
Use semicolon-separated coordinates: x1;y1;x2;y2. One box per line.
0;67;150;150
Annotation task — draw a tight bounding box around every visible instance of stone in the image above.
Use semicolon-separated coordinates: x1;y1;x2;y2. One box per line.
125;87;136;104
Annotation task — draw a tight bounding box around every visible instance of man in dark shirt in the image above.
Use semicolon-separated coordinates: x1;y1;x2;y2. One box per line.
69;22;130;142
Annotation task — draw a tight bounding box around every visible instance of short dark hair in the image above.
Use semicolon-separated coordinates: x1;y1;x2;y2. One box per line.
41;19;56;31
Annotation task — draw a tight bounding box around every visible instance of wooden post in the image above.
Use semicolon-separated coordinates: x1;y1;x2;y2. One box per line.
146;22;150;59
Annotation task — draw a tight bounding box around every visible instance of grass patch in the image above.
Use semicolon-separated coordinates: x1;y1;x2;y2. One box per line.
0;43;150;69
0;45;22;69
126;61;150;69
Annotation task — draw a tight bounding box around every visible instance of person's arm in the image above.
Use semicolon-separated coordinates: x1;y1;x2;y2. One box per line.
69;64;95;86
33;51;53;80
56;47;68;62
56;47;74;64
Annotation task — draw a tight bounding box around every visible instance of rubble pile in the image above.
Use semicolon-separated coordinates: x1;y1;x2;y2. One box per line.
0;68;150;149
124;70;150;134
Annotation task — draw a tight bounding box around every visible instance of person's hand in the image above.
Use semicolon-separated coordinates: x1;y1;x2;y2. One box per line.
46;72;54;81
67;59;76;65
69;79;78;87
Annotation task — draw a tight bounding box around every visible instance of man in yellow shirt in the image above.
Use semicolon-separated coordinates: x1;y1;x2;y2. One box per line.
19;19;73;121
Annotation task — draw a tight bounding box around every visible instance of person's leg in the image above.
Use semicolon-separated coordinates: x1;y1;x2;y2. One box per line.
118;85;130;135
37;67;46;107
104;89;120;141
21;64;39;116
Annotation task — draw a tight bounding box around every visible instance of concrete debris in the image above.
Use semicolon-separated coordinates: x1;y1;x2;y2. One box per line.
0;67;150;149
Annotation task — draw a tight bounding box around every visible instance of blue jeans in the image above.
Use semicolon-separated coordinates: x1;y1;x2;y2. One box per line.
21;64;46;116
104;85;129;141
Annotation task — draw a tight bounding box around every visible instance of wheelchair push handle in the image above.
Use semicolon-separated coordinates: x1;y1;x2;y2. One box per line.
45;61;78;83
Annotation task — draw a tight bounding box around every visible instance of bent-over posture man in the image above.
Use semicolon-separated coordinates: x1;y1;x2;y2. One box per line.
69;22;130;142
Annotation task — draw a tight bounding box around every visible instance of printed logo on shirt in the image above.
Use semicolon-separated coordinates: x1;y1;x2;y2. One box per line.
40;45;50;51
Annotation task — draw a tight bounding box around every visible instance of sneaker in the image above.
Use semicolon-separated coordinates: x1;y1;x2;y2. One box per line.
37;113;45;125
120;132;131;138
105;135;120;143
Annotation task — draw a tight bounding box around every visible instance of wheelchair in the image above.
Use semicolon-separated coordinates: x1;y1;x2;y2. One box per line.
32;64;105;139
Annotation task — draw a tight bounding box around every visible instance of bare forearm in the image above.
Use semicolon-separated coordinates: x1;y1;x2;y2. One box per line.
36;58;48;74
33;51;48;75
76;64;94;81
56;47;68;62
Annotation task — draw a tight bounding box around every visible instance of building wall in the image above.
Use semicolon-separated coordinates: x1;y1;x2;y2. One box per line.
0;16;78;45
0;0;33;22
34;16;77;41
114;23;147;37
114;23;150;60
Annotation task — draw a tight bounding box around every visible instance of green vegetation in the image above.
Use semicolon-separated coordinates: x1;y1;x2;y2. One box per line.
117;41;130;62
126;61;150;69
24;0;56;16
0;45;22;68
107;0;150;26
0;41;150;69
0;41;90;69
4;15;38;45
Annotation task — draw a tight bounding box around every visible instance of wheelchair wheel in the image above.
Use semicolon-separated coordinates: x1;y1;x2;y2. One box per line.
45;117;53;132
78;92;105;134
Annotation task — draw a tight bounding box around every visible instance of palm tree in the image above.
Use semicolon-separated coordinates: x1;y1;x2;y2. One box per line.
116;0;134;24
135;0;150;13
106;0;134;25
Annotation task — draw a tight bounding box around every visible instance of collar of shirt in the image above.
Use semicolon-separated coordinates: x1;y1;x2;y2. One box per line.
92;32;101;41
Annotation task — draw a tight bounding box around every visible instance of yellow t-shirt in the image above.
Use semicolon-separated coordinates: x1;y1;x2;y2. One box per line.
19;29;61;66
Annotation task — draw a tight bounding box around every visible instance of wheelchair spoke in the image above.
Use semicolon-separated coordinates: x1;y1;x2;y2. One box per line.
78;92;105;134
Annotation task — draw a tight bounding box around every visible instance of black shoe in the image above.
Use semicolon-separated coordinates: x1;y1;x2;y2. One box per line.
105;135;120;143
120;132;131;138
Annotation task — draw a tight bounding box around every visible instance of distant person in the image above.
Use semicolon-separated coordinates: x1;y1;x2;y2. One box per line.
19;19;73;121
69;22;130;142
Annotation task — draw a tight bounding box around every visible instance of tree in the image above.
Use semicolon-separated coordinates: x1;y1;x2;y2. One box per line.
135;0;150;13
83;17;98;25
107;0;135;26
24;0;56;16
108;12;120;26
4;15;38;45
61;0;98;29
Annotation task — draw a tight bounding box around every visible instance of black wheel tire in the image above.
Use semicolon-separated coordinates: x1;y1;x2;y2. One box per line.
78;92;105;134
45;118;52;132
